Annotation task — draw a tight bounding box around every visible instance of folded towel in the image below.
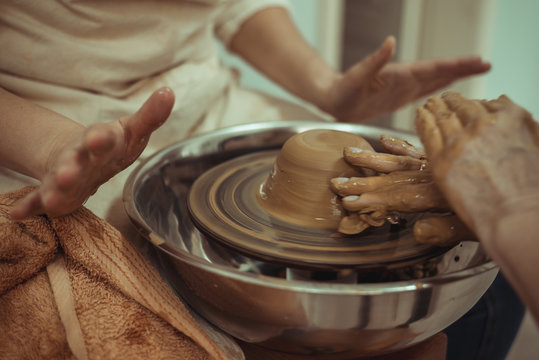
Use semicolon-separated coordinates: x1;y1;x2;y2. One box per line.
0;187;243;360
0;187;447;360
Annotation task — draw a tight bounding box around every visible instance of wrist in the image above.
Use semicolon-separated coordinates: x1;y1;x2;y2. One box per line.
274;52;340;113
477;192;539;250
307;62;341;113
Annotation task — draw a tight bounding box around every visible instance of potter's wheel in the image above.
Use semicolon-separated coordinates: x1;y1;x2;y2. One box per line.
124;121;498;358
188;150;446;270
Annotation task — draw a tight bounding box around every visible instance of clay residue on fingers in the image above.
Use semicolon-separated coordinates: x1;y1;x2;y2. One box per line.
342;182;449;214
338;213;370;235
379;134;425;159
343;147;425;173
331;170;431;196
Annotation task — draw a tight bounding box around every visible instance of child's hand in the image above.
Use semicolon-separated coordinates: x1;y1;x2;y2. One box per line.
10;87;175;219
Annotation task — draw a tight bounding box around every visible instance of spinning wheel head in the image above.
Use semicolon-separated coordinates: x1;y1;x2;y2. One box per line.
188;130;446;270
258;129;374;229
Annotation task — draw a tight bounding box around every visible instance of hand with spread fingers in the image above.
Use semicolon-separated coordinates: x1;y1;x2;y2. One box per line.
323;37;491;123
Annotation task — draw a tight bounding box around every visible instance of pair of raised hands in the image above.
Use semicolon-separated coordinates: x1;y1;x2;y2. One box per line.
332;92;539;246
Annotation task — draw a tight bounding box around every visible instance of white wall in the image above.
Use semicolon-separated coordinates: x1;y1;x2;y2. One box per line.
394;0;539;129
486;0;539;119
393;0;497;131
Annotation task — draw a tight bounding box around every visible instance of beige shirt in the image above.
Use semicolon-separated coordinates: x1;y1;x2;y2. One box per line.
0;0;290;142
0;0;328;228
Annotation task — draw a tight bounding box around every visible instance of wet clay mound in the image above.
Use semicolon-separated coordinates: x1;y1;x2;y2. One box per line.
258;129;374;229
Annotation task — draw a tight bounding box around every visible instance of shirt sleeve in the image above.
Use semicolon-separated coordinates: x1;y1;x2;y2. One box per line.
214;0;291;47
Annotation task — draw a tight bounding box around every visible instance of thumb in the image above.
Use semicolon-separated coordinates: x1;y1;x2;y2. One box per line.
345;36;395;85
123;87;175;139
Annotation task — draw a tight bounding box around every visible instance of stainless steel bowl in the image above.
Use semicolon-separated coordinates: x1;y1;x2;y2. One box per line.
123;121;498;359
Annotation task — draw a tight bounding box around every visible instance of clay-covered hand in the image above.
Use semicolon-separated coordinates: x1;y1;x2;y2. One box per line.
332;135;449;236
332;134;474;245
323;37;491;123
415;91;539;240
331;135;444;215
10;88;175;219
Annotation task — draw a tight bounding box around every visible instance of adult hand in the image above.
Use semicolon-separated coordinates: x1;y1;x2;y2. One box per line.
10;87;175;219
332;135;442;235
416;92;539;324
323;37;491;123
415;92;539;239
331;134;474;245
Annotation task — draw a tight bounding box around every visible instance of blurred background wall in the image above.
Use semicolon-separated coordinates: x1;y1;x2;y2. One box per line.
486;0;539;119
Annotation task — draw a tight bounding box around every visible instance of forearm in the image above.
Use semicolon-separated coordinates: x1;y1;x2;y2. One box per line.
0;87;84;179
477;195;539;325
229;7;338;111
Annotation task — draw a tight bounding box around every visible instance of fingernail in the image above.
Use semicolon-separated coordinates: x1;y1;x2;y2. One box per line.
344;193;382;206
334;177;349;184
347;147;364;154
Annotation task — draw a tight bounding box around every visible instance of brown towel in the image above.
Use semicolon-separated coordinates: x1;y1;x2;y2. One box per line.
0;187;243;360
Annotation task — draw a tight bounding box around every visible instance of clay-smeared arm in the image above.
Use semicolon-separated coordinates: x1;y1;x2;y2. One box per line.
415;91;539;324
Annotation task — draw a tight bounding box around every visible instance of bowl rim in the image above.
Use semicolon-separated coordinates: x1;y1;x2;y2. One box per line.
123;121;498;296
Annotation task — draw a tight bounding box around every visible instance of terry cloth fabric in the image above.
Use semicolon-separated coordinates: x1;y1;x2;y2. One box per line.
0;187;243;360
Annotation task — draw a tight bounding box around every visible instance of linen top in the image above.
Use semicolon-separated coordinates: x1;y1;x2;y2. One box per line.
0;0;290;140
0;0;301;222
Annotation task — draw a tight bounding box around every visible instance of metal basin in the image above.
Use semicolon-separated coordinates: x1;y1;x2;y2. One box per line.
123;121;498;359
